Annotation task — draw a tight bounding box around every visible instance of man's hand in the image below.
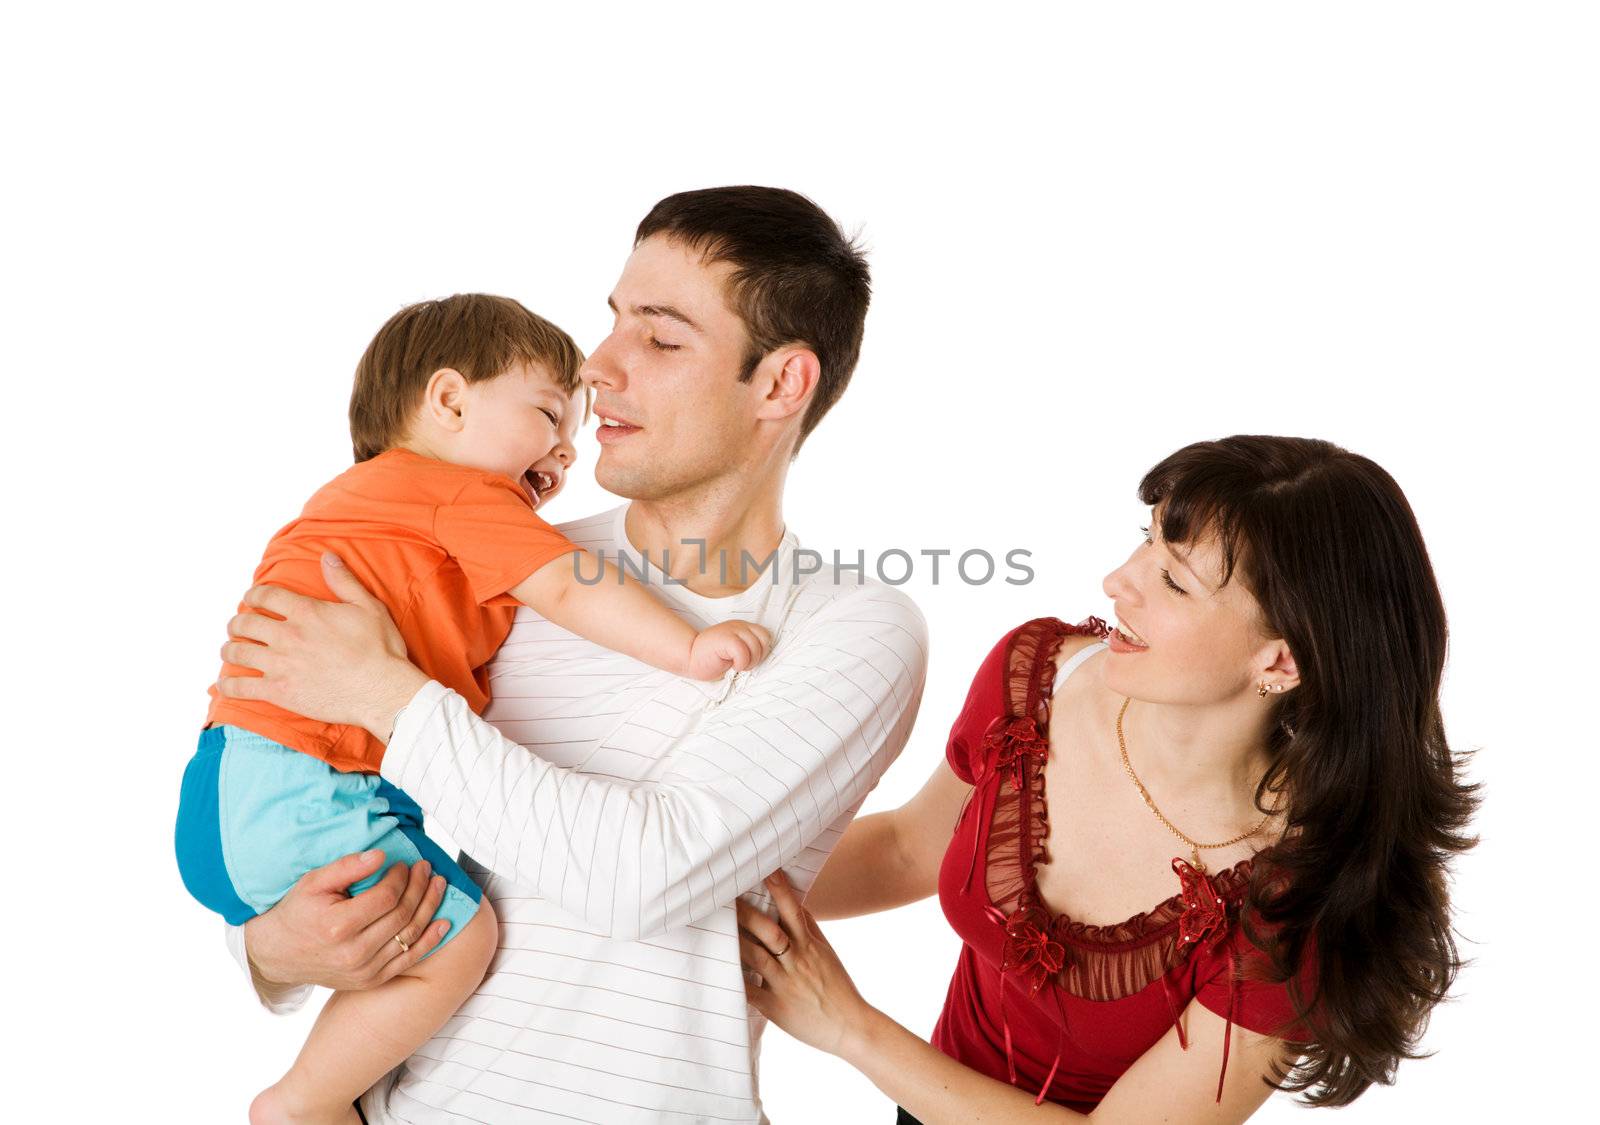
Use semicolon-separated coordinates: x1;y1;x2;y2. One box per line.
244;849;452;991
216;552;429;740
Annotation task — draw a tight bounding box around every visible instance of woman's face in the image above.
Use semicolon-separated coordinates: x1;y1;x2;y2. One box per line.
1100;513;1294;706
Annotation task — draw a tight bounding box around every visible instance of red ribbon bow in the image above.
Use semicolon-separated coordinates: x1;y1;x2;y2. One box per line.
982;715;1048;789
1000;902;1067;994
1172;857;1230;951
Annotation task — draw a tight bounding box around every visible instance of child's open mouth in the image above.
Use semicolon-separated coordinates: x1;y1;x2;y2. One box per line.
521;469;558;508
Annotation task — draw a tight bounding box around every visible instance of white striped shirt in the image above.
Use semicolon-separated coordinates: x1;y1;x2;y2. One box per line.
239;501;927;1123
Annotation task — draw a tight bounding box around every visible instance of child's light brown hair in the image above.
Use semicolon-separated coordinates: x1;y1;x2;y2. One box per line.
349;294;587;462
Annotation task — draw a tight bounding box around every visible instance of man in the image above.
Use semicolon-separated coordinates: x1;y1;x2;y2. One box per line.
217;186;929;1123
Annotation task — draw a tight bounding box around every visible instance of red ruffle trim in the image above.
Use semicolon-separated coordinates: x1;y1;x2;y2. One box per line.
973;615;1258;1106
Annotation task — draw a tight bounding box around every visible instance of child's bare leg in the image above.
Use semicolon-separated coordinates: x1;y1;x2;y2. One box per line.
249;897;498;1125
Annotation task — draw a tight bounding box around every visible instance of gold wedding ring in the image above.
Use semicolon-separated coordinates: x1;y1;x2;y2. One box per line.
393;933;411;953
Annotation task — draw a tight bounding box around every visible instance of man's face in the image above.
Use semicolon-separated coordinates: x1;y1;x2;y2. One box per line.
580;235;765;501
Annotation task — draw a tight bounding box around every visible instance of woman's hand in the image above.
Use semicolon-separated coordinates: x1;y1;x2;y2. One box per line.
737;869;875;1058
215;552;429;740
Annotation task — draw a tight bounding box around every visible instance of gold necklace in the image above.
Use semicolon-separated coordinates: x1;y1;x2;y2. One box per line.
1115;697;1271;874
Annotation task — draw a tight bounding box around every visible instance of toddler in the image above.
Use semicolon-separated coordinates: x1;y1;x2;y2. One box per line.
174;294;769;1123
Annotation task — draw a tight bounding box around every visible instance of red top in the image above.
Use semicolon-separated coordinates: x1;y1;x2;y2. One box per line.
930;617;1316;1112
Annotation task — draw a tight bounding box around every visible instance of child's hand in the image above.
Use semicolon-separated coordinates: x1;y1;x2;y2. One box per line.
686;620;772;681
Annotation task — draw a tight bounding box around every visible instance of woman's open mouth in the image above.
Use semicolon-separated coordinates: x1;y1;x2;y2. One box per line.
1108;619;1149;653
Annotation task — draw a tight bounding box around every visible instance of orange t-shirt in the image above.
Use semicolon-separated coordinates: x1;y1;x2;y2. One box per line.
206;448;581;773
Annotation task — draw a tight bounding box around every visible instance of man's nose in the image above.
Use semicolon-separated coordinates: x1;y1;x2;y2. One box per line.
581;334;624;390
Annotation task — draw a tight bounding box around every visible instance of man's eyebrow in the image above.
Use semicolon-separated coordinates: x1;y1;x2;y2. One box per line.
605;295;703;334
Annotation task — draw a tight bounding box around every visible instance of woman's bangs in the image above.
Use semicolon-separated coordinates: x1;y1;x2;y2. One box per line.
1139;458;1252;589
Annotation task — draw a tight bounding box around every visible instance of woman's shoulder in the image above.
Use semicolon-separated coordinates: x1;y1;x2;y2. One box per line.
974;615;1109;681
1190;900;1321;1045
944;616;1108;782
1054;630;1107;674
965;615;1111;706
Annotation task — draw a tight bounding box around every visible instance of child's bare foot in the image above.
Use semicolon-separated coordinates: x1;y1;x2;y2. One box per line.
249;1083;361;1125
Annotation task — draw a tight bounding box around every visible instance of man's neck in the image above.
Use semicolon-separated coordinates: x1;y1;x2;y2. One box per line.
622;484;786;598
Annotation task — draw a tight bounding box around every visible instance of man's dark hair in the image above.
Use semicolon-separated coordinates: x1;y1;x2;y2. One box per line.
636;186;870;455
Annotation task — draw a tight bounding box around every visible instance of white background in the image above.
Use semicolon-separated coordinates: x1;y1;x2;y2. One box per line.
5;3;1596;1121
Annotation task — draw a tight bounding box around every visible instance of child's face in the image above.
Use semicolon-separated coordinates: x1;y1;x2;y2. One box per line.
460;362;583;510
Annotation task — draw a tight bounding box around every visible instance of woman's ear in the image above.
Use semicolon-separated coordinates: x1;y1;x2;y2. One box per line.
420;367;469;432
1262;640;1301;693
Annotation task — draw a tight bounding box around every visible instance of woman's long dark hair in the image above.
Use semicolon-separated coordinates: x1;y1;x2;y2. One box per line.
1139;435;1479;1107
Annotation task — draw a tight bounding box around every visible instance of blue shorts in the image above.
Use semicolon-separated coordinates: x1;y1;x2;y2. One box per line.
174;723;481;956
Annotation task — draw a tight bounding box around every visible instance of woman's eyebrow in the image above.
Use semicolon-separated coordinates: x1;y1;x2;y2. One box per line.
1165;541;1216;591
1149;511;1212;585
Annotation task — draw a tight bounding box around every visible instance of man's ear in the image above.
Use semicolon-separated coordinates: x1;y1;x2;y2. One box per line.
421;368;469;432
756;347;820;424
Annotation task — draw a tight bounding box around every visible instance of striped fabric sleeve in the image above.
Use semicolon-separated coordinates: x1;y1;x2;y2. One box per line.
381;589;929;941
224;919;312;1014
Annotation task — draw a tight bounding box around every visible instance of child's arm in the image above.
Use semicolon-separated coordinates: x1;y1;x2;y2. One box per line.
509;550;771;681
215;554;927;943
429;475;769;679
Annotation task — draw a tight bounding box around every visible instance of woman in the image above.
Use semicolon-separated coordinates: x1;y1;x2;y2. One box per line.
738;435;1478;1122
